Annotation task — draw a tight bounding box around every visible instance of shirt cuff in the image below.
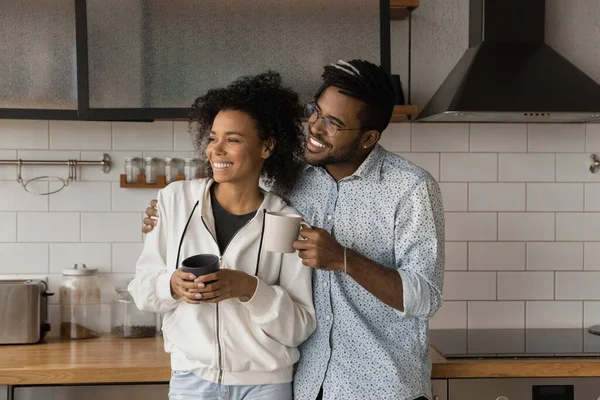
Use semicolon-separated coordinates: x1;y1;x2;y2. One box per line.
398;269;431;317
240;278;276;322
155;270;177;301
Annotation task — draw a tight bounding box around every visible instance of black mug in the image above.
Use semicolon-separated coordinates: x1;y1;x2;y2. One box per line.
181;254;220;285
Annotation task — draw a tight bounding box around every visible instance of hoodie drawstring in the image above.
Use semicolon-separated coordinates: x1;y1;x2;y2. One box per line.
175;200;199;269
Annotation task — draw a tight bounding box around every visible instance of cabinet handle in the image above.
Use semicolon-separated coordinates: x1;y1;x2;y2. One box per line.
433;396;439;400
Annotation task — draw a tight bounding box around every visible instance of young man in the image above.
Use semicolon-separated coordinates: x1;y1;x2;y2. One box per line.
143;60;444;400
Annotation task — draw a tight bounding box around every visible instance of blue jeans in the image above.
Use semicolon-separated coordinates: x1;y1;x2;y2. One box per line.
169;370;293;400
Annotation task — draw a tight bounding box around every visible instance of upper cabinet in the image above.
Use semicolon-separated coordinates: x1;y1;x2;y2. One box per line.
0;0;78;119
81;0;384;120
1;0;425;121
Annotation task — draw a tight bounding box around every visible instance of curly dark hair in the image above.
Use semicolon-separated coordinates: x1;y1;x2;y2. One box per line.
189;71;305;194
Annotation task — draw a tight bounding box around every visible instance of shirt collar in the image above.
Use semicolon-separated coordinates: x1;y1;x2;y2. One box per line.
303;144;385;182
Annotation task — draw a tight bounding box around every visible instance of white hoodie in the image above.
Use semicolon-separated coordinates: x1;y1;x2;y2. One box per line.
128;179;316;385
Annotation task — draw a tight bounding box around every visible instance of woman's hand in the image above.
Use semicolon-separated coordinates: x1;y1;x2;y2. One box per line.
191;269;258;303
170;270;205;304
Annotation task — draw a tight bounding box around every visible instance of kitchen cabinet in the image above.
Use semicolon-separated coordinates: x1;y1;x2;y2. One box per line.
431;379;447;400
13;384;168;400
0;386;7;400
0;0;78;120
82;0;383;119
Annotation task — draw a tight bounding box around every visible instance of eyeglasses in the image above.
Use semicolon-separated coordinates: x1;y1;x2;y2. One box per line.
304;103;362;137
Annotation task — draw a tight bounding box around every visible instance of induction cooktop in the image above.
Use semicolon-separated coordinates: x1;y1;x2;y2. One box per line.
430;328;600;358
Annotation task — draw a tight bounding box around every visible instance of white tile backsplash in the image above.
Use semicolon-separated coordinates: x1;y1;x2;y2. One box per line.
584;243;600;270
443;272;496;300
0;150;17;180
527;242;583;270
526;301;583;329
469;123;527;153
429;301;467;329
0;243;49;273
4;120;600;331
445;242;467;270
0;212;17;242
527;124;585;152
112;243;144;273
556;213;600;241
174;121;195;151
497;272;554;300
49;182;111;212
81;213;142;243
556;272;600;300
0;182;48;211
49;243;112;274
527;183;584;211
556;153;600;182
499;153;555;182
0;120;48;149
439;183;468;211
440;153;497;182
498;213;555;241
111;184;160;212
380;123;411;152
584;183;600;211
112;121;174;150
411;123;469;152
468;242;525;271
49;121;111;150
468;301;525;329
469;183;525;211
18;212;80;242
445;212;497;241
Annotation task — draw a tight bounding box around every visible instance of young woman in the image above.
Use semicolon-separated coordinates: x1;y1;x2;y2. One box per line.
128;72;316;400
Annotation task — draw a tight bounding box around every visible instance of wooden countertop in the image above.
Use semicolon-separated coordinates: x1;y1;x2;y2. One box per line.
2;337;600;385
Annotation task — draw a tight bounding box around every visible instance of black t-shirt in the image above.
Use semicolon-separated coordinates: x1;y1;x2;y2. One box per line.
210;185;257;254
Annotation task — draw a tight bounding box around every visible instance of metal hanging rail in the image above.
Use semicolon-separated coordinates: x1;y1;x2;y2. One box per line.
0;153;111;195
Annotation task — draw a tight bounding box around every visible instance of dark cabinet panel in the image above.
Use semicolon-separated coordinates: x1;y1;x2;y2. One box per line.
85;0;383;110
0;0;77;110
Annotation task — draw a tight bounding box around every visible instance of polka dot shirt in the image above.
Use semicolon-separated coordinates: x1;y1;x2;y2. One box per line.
287;144;445;400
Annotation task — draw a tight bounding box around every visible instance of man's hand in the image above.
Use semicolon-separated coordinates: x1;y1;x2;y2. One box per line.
142;199;159;233
292;227;344;271
191;269;258;303
170;270;206;304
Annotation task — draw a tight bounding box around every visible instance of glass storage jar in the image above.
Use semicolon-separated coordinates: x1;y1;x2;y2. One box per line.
111;286;157;338
183;158;196;180
143;157;156;184
124;157;141;183
60;264;101;340
164;157;176;184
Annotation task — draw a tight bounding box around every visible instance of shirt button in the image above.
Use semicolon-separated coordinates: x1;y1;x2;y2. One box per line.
327;215;332;221
325;315;331;321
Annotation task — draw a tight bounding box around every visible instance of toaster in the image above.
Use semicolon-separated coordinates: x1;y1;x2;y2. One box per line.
0;280;53;344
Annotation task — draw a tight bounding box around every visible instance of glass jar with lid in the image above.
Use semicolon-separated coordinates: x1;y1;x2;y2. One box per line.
124;157;141;183
163;157;177;184
143;157;156;184
183;158;196;180
111;285;157;338
60;264;101;340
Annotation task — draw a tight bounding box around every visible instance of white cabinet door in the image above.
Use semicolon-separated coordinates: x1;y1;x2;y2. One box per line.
14;384;168;400
432;379;448;400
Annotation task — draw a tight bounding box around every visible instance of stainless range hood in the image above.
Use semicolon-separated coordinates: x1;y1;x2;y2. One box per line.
416;0;600;123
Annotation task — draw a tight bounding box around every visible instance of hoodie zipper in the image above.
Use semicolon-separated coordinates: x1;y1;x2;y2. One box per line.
201;214;258;385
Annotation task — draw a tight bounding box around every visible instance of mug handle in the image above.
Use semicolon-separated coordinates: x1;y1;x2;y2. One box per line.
300;220;311;230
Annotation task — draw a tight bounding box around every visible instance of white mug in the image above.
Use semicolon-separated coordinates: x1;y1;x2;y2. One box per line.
263;212;310;253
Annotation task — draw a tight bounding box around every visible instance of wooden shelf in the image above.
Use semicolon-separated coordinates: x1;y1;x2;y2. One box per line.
390;0;420;21
119;174;185;189
390;104;419;122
